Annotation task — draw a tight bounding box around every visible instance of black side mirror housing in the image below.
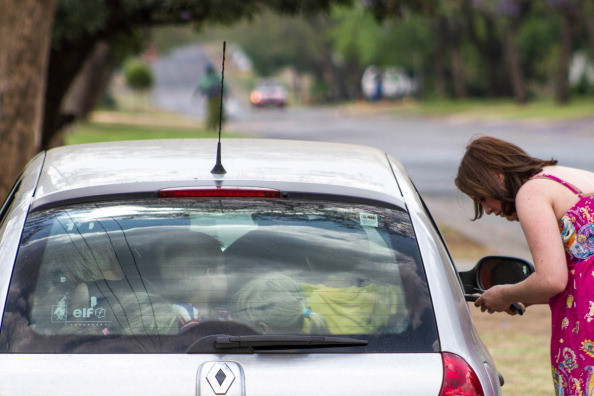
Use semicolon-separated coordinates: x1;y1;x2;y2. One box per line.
459;255;535;296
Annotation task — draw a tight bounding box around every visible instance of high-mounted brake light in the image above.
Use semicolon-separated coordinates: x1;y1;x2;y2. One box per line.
158;187;281;198
439;353;485;396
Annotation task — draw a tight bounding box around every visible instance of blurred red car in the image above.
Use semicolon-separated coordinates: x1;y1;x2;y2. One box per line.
250;78;288;107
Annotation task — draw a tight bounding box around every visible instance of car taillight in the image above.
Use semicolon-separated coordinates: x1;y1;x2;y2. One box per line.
158;187;280;198
439;353;485;396
250;92;262;104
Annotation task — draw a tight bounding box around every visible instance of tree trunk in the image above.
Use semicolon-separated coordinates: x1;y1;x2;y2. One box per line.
555;12;572;105
587;17;594;56
49;41;115;148
481;18;510;97
584;16;594;56
449;18;467;99
432;16;449;98
463;5;510;97
64;42;113;119
0;0;56;199
502;19;528;104
581;11;594;65
42;35;99;150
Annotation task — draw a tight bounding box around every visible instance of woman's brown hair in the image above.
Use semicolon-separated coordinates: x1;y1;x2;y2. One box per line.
455;136;557;220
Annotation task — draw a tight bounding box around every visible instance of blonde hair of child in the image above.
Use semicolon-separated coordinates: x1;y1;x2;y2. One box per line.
235;273;329;335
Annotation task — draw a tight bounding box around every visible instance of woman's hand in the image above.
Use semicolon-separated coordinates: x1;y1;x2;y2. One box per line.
474;285;516;314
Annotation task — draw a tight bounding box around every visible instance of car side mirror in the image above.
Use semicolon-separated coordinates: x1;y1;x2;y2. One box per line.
459;255;534;296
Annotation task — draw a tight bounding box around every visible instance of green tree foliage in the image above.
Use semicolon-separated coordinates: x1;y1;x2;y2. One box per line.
124;59;154;91
221;11;330;77
329;6;433;97
330;5;379;66
197;1;592;102
342;0;592;101
52;0;109;45
362;0;439;19
518;10;560;90
373;17;433;69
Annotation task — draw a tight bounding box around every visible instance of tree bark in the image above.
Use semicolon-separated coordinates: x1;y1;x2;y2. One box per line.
555;12;572;105
42;36;99;150
449;18;467;99
586;15;594;56
0;0;56;199
462;3;510;97
432;16;449;98
502;19;528;104
48;41;115;148
584;16;594;55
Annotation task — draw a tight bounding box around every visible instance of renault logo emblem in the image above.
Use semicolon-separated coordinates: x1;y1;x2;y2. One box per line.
206;362;236;394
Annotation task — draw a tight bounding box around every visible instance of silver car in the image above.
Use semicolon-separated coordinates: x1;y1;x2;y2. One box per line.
0;138;531;395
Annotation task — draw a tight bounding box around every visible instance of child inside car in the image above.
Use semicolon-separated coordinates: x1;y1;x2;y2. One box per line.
234;273;329;335
155;231;230;333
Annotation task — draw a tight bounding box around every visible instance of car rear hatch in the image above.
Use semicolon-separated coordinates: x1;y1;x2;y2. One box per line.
0;353;443;395
1;192;446;394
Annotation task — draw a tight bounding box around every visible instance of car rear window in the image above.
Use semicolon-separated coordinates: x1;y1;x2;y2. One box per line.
0;198;437;353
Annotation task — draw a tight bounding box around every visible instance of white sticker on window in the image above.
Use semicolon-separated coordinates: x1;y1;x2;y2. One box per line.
360;213;379;227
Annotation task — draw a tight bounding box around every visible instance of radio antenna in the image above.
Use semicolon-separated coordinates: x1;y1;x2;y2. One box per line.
211;41;227;175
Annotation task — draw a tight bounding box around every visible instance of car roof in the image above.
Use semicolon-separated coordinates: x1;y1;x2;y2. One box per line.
32;139;405;208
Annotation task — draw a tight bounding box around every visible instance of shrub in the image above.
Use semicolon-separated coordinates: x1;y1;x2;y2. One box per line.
123;59;154;91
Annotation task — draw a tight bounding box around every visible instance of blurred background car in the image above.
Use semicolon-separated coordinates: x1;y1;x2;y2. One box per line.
362;65;419;101
0;138;529;395
249;78;288;107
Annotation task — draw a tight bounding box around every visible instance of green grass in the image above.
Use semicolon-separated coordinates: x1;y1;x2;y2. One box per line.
399;97;594;121
64;108;239;145
470;305;554;396
64;121;226;145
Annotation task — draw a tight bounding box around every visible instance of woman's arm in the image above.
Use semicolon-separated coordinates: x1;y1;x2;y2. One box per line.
475;182;568;312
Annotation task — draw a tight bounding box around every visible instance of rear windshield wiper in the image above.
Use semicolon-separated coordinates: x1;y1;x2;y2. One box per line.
186;335;368;353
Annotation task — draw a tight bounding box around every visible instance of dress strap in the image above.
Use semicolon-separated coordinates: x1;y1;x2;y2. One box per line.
531;174;583;197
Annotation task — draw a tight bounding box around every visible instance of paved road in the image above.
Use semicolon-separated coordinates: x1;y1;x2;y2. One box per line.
151;44;594;268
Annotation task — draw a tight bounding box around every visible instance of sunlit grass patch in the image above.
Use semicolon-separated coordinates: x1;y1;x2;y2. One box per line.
399;97;594;122
470;304;553;396
439;225;493;261
64;109;239;145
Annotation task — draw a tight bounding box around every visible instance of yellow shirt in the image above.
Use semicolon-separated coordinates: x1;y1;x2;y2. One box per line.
302;283;404;334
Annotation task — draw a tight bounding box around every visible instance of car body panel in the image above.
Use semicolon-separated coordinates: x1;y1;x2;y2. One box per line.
35;139;400;202
0;354;442;396
388;155;501;394
0;153;45;325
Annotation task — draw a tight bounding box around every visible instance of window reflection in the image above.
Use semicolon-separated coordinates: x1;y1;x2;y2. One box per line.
1;199;436;353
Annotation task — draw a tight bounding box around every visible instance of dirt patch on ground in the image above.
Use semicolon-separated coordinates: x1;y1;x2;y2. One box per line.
91;109;199;128
440;225;494;261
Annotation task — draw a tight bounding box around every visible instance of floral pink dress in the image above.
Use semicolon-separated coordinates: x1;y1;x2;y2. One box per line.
535;175;594;395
